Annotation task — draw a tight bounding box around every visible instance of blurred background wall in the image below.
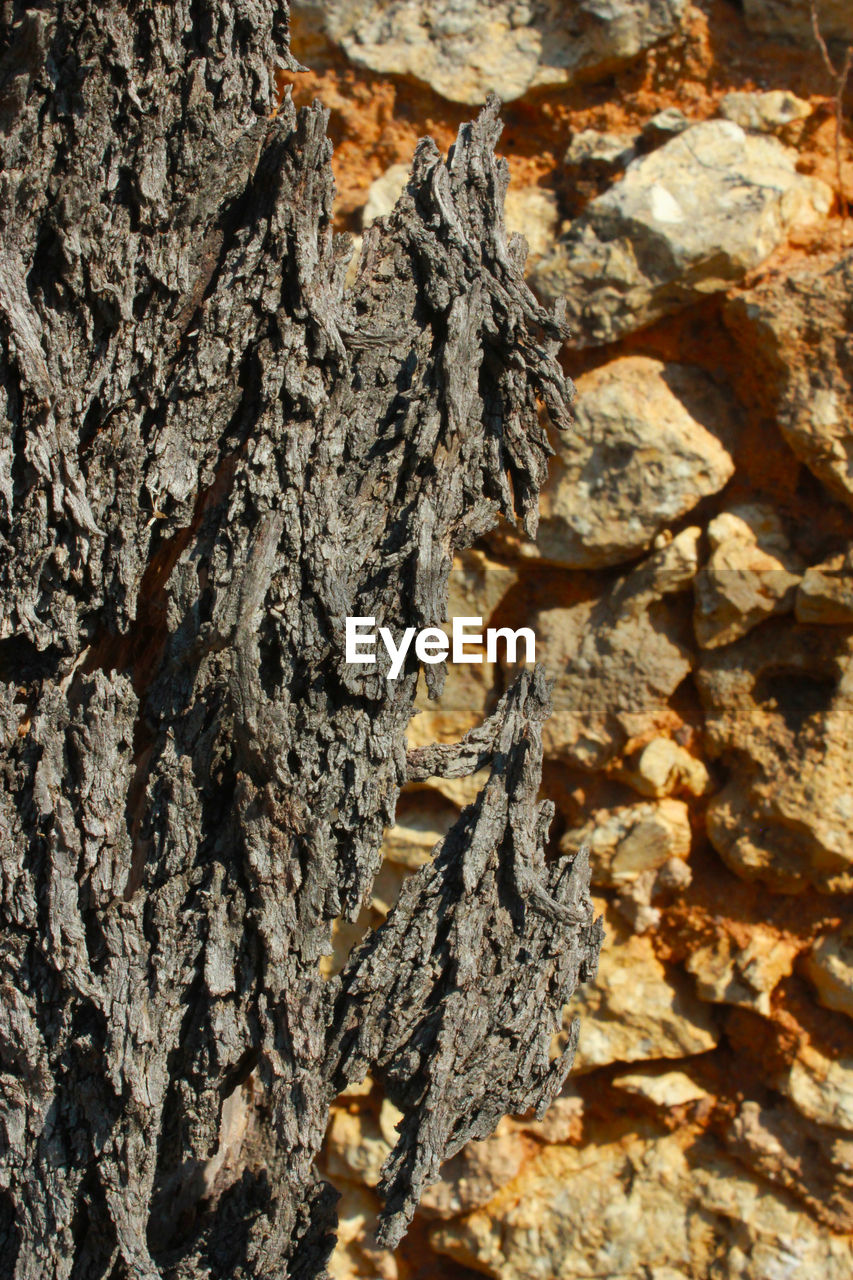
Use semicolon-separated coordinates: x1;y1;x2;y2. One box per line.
282;3;853;1276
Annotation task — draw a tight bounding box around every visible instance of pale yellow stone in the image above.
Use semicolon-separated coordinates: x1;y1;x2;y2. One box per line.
562;903;718;1072
803;925;853;1020
612;1068;709;1107
562;798;691;887
686;929;799;1017
780;1044;853;1132
620;737;710;798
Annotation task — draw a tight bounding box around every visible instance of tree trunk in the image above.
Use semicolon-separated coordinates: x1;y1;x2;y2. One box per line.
0;3;601;1277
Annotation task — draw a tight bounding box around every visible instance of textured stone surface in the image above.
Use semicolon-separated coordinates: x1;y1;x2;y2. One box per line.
532;121;832;345
685;928;800;1016
780;1045;853;1132
612;1067;709;1107
693;505;802;648
561;798;691;886
313;0;688;105
619;737;711;798
796;550;853;624
562;904;718;1071
724;252;853;510
537;529;699;768
719;89;812;133
803;924;853;1020
698;623;853;891
432;1126;853;1279
537;357;734;568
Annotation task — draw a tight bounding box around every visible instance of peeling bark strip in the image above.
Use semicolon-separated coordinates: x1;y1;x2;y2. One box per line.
0;4;600;1278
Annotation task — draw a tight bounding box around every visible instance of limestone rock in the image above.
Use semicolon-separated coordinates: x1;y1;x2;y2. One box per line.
382;801;459;869
328;1183;399;1280
316;0;688;106
417;1118;528;1218
780;1044;853;1132
515;1092;584;1145
432;1126;853;1279
532;121;832;346
743;0;853;44
619;737;711;798
612;1067;709;1107
641;107;690;142
726;1099;853;1233
719;89;812;134
693;505;802;649
326;1107;393;1189
561;903;718;1072
803;924;853;1020
537;358;734;568
362;163;411;228
697;622;853;891
536;529;700;768
685;928;800;1016
724;252;853;510
564;128;637;171
796;550;853;624
561;798;692;886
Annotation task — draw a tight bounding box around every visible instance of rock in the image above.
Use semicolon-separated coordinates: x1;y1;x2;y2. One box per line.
779;1043;853;1132
431;1126;853;1279
516;1093;584;1145
743;0;853;45
407;652;500;747
564;129;637;171
537;529;700;768
362;163;411;228
719;89;812;134
329;1183;399;1280
685;928;800;1016
561;798;692;886
612;1067;709;1107
796;550;853;624
641;107;690;142
382;800;459;869
693;505;802;649
326;1107;392;1188
532;121;832;346
560;903;718;1072
418;1117;528;1218
726;1099;853;1233
408;769;492;811
803;924;853;1020
619;737;711;798
537;357;734;568
445;548;519;626
502;186;560;262
314;0;688;106
724;252;853;510
697;622;853;891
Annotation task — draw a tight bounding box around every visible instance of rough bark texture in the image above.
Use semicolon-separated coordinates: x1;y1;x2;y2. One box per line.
0;4;600;1278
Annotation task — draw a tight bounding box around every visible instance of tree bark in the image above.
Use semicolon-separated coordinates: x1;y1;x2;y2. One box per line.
0;3;601;1277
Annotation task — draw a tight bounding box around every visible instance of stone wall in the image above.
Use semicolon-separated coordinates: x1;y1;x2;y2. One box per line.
285;3;853;1276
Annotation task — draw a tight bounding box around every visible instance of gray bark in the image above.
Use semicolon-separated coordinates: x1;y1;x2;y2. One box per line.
0;3;601;1277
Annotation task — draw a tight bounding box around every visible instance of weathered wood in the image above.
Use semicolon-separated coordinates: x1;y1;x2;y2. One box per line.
0;4;600;1276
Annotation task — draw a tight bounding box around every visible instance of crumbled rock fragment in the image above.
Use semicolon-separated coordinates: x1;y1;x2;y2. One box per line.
611;1068;709;1107
619;737;711;798
537;357;734;568
698;622;853;891
382;801;459;869
693;505;802;648
432;1127;853;1280
719;89;812;134
536;529;700;768
796;550;853;624
314;0;688;105
779;1044;853;1132
561;798;691;886
724;252;853;510
685;928;800;1016
803;924;853;1020
561;903;718;1072
641;106;690;141
532;121;832;346
362;163;412;228
726;1099;853;1233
